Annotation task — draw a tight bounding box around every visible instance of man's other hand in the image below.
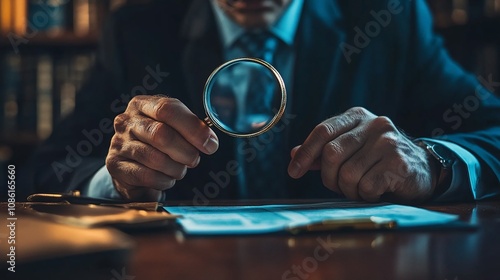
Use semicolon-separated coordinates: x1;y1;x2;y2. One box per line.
288;107;437;204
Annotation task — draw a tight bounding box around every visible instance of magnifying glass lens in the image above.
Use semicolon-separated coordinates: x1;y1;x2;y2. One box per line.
204;58;286;138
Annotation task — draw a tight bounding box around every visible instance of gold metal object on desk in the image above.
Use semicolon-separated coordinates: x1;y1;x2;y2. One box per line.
287;216;397;234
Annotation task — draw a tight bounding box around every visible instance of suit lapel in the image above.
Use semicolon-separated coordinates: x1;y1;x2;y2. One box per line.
180;0;224;116
291;0;347;145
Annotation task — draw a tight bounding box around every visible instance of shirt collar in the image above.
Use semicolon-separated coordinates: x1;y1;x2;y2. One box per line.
210;0;304;48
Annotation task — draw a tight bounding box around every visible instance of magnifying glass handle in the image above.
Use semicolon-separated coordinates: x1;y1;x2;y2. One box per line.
204;117;214;127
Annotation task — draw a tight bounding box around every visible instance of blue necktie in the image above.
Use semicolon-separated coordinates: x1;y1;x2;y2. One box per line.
235;31;287;199
238;31;278;63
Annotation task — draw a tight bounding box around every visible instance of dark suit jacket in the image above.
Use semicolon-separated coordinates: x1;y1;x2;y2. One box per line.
23;0;500;202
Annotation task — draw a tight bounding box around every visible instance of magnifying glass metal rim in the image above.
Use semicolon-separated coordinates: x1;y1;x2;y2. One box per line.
203;57;287;138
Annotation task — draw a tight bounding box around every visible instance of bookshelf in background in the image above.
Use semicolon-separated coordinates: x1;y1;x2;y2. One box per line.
0;0;137;167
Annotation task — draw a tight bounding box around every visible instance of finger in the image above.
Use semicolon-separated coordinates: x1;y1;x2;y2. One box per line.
320;126;368;195
106;156;176;192
130;96;219;154
333;118;397;200
291;146;320;170
357;160;392;202
119;140;188;180
338;156;382;201
358;118;421;203
127;115;200;167
288;107;374;178
114;181;164;202
354;129;405;202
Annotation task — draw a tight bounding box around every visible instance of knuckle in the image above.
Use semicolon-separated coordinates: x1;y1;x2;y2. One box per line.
113;113;128;133
338;165;357;186
383;170;405;191
344;131;363;146
380;132;399;147
358;178;374;194
145;121;164;143
131;144;153;164
105;156;123;177
373;116;396;131
313;122;336;142
146;121;176;147
349;106;368;115
161;125;177;146
105;156;118;170
114;113;127;125
373;173;387;188
341;160;357;175
128;96;139;107
128;95;146;109
322;142;342;165
130;95;145;102
109;135;124;151
154;98;179;121
348;107;378;120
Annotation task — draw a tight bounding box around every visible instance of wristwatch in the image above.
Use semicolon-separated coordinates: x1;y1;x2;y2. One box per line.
416;140;455;194
420;140;455;169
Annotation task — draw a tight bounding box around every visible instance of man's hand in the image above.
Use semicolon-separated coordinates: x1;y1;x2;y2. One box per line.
288;107;438;203
106;95;219;201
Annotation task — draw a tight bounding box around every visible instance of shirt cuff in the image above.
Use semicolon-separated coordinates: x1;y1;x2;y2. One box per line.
418;138;481;202
80;165;122;199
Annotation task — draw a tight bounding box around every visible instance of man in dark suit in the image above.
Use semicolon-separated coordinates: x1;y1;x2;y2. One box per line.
27;0;500;204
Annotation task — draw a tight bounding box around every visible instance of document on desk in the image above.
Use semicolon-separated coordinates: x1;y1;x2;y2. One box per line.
164;201;459;235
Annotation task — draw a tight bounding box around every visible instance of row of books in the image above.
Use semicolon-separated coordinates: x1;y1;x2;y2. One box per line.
0;50;95;141
0;0;152;167
0;0;127;37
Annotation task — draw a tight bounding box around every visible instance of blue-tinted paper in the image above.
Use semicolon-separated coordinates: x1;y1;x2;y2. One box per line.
164;202;459;235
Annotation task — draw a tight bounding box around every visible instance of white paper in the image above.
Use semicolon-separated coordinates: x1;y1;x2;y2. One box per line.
164;201;459;235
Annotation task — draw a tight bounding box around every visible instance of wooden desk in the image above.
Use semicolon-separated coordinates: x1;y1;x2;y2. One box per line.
126;201;500;280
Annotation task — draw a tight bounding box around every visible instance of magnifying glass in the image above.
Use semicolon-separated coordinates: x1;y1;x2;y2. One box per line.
203;58;287;138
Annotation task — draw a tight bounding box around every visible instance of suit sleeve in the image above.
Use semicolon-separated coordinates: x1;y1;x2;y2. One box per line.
402;0;500;200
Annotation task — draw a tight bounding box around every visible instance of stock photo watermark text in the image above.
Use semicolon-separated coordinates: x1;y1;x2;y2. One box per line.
6;165;17;273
